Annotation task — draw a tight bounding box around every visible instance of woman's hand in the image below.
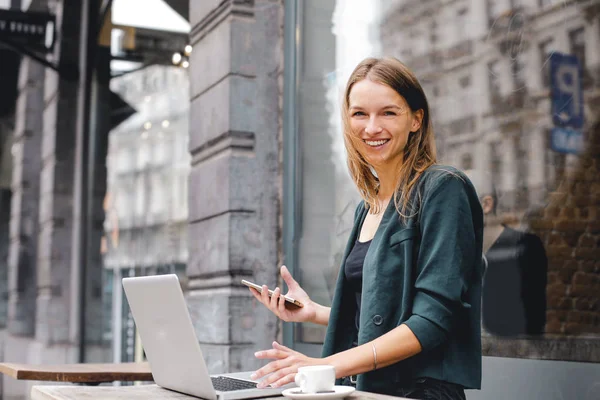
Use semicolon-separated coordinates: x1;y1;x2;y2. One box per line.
251;341;325;388
249;265;320;324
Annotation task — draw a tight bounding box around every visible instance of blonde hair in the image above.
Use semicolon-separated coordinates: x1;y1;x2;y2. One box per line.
342;57;437;218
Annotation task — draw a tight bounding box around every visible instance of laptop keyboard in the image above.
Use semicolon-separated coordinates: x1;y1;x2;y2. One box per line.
211;376;258;392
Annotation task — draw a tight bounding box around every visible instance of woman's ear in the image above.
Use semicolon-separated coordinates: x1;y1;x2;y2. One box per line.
411;109;424;133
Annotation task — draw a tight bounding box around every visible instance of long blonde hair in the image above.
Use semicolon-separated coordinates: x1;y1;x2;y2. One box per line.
342;57;437;218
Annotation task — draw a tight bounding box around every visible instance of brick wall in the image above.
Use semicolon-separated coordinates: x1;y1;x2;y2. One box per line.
528;122;600;335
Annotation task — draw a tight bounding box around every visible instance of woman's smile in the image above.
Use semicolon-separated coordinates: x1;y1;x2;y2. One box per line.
364;138;390;148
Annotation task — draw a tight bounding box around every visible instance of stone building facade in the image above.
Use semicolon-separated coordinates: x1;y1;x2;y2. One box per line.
185;0;284;372
381;0;600;213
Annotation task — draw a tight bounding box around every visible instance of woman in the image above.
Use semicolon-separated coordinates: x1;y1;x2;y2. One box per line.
248;57;483;400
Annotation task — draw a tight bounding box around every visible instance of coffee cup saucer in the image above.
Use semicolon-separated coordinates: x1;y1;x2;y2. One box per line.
282;385;355;400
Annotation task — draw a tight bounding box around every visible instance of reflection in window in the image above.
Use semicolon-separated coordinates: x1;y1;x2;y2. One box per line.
568;27;586;71
488;60;501;102
511;52;526;91
461;153;473;170
539;39;554;88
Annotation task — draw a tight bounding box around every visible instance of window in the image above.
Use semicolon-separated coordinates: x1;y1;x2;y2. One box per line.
539;39;554;88
135;176;145;217
569;27;586;69
487;0;502;26
429;21;437;46
291;0;600;367
137;142;150;170
461;153;473;170
456;8;468;41
512;52;526;90
150;175;165;215
488;60;501;101
459;75;471;88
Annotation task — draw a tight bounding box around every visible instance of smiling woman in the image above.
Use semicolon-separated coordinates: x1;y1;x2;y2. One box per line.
248;56;484;400
342;58;435;218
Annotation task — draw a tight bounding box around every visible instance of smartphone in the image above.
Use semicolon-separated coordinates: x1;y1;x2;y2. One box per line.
241;279;304;308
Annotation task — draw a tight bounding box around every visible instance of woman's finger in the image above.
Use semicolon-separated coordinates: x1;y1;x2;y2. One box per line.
269;371;297;389
254;348;288;360
249;288;263;302
251;358;290;381
272;341;297;355
280;265;299;290
260;285;271;308
277;288;287;316
270;287;280;311
258;366;297;389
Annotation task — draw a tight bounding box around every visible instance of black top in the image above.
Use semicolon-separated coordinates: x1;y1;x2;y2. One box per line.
344;238;372;333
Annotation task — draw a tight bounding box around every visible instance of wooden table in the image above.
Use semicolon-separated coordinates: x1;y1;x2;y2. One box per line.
31;384;408;400
0;362;153;384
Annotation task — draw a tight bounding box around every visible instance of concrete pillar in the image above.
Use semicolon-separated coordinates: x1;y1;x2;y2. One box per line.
187;0;283;373
7;57;44;338
34;0;89;362
80;46;111;363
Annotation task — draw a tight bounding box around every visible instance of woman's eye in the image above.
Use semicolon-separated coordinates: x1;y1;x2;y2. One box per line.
383;111;396;116
352;111;365;117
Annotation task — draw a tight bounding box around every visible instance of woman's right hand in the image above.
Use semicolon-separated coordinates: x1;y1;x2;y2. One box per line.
249;265;317;324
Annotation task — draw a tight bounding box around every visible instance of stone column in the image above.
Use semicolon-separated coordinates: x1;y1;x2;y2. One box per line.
35;0;89;362
187;0;283;373
80;46;111;363
6;58;44;340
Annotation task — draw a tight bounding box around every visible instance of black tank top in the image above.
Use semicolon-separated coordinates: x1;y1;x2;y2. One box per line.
344;238;372;332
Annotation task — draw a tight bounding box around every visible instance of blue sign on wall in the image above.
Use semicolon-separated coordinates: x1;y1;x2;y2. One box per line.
550;127;584;155
550;52;584;130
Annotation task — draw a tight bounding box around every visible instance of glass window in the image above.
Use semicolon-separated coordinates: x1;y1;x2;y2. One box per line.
289;0;600;364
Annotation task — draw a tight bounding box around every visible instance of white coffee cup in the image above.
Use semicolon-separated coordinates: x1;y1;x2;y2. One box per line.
294;365;336;393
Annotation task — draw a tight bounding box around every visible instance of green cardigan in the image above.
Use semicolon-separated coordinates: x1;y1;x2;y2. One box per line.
321;166;484;393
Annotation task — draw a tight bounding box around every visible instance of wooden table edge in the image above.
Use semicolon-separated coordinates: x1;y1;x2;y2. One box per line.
0;362;153;383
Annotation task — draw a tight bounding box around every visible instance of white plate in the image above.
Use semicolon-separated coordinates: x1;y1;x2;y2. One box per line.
282;385;356;400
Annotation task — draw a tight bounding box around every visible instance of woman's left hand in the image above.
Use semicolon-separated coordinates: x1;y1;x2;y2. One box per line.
251;341;326;388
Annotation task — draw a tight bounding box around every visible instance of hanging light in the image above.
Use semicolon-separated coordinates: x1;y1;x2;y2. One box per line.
184;45;192;56
172;52;182;65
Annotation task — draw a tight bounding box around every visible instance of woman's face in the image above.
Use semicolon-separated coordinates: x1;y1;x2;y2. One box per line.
348;79;422;171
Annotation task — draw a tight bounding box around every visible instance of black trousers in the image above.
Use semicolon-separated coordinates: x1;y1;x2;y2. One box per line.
341;377;466;400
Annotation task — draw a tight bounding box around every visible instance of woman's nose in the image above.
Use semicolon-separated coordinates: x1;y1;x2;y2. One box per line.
365;117;382;135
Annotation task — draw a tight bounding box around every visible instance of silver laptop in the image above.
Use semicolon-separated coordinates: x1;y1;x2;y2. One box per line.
122;274;286;400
